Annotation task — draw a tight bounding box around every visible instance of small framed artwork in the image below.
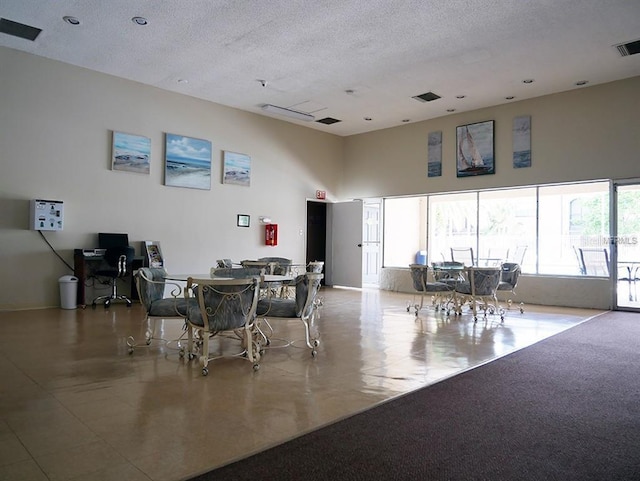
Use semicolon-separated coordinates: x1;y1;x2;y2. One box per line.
427;131;442;177
237;214;250;227
164;133;212;190
513;115;532;168
112;131;151;174
143;241;164;268
456;120;495;177
222;151;251;186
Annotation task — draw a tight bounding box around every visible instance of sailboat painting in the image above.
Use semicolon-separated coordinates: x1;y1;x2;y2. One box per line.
512;115;532;168
427;131;442;177
456;120;495;177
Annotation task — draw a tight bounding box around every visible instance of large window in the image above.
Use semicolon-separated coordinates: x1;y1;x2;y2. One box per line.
382;180;610;277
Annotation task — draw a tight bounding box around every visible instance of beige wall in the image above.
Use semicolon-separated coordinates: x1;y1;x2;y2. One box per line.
0;47;343;309
341;77;640;199
2;46;639;310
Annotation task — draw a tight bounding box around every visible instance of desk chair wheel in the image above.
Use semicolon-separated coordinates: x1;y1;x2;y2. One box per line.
202;367;209;376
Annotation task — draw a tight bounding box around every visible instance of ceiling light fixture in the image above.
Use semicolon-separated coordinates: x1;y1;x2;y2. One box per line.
261;104;315;122
364;117;372;121
575;80;589;86
505;96;515;100
447;109;456;112
132;16;148;26
456;95;466;99
402;119;410;123
63;16;80;25
522;79;534;84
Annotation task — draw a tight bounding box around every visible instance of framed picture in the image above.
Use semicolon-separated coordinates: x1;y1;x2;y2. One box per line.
112;131;151;174
456;120;495;177
222;151;251;186
237;214;250;227
164;133;212;190
513;115;532;168
427;131;442;178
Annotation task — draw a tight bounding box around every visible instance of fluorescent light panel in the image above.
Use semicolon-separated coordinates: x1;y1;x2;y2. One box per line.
261;104;315;122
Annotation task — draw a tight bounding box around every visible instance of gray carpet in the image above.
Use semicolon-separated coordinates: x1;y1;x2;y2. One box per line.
189;311;640;481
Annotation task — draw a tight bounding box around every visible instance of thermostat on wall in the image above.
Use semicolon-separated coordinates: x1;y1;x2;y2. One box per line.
30;199;64;231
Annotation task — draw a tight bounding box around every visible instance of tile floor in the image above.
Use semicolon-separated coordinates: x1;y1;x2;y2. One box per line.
0;287;602;481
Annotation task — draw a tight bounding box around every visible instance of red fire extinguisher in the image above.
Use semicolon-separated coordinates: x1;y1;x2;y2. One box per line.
265;224;278;246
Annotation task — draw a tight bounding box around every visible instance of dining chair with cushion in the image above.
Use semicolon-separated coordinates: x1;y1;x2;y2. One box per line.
128;267;188;354
454;266;501;323
496;262;524;319
255;272;324;357
407;264;454;316
185;276;261;375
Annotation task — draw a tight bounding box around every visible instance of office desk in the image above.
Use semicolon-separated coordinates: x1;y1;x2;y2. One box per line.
73;249;145;307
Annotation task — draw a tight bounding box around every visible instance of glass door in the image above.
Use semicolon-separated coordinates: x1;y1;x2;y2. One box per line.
613;181;640;310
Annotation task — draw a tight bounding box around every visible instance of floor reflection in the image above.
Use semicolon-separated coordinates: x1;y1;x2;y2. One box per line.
0;287;602;481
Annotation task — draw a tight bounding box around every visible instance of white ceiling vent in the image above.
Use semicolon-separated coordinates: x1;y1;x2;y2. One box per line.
615;39;640;57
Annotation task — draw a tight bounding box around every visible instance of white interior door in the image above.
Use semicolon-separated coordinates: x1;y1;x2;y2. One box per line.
329;200;363;288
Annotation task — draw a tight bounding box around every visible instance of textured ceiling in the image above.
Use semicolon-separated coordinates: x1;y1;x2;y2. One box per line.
1;0;639;136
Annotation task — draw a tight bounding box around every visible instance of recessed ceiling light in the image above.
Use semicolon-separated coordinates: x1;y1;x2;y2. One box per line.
456;95;466;99
401;119;410;123
446;109;456;113
177;78;188;84
505;96;515;100
522;79;534;84
575;80;589;86
63;16;80;25
345;89;355;95
364;117;372;121
132;16;148;26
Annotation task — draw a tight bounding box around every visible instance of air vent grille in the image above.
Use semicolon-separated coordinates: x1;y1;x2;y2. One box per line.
412;91;441;103
615;39;640;57
0;18;42;41
316;117;342;125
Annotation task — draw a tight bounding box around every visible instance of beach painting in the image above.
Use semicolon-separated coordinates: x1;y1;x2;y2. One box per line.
222;151;251;186
164;133;212;190
427;131;442;177
513;115;532;168
112;131;151;174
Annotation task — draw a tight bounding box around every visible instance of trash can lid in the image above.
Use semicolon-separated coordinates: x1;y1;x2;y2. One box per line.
59;275;78;282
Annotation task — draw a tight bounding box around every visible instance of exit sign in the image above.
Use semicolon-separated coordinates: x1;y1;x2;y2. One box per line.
316;190;326;199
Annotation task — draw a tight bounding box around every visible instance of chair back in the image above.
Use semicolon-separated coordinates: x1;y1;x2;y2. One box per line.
186;277;260;332
451;247;475;266
307;261;325;273
135;267;168;309
578;248;610;276
509;245;528;265
216;259;233;268
499;262;521;288
469;267;501;296
104;245;135;276
409;264;428;292
295;273;324;319
258;257;292;275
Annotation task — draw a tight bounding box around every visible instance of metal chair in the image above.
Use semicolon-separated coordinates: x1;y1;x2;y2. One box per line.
256;272;324;357
454;266;501;323
128;267;188;354
578;247;610;276
451;247;475;267
185;277;262;375
407;264;454;316
496;262;524;318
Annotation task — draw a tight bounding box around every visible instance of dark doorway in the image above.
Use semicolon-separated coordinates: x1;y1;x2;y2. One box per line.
306;201;327;271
